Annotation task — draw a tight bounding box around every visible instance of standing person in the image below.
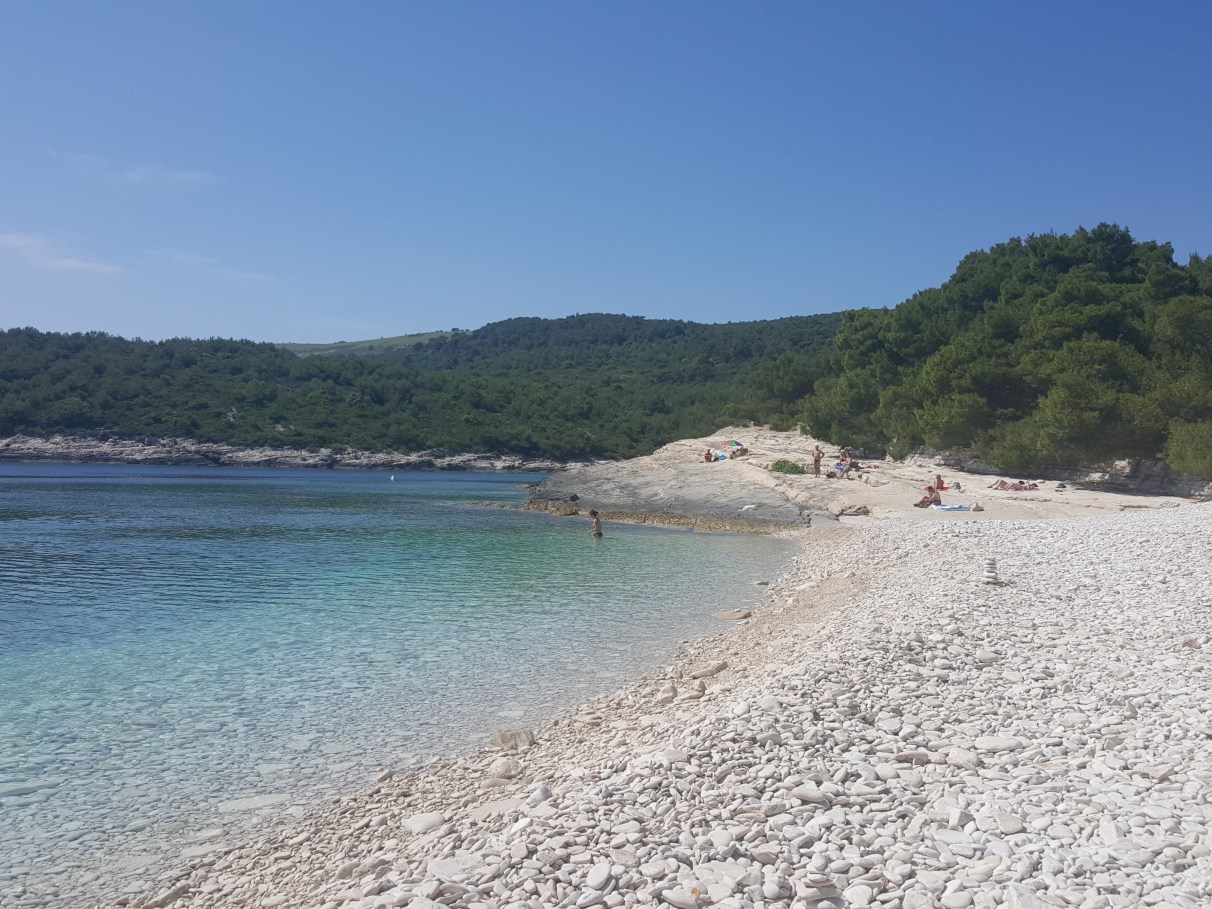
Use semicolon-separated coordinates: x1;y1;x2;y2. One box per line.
588;510;603;538
812;445;824;477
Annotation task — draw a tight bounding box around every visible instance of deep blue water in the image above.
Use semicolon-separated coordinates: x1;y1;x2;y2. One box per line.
0;464;793;906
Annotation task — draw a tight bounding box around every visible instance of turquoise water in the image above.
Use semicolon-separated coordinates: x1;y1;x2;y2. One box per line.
0;464;793;907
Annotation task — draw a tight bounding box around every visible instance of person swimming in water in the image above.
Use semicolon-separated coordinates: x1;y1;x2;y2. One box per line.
589;510;603;537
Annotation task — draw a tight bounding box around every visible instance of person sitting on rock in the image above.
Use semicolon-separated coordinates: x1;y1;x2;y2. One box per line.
704;449;714;463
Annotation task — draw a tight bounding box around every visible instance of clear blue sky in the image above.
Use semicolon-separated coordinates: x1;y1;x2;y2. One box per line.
2;2;1209;343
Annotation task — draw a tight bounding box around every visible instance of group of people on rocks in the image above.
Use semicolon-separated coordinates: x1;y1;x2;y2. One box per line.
817;445;868;479
703;444;750;462
694;440;1035;512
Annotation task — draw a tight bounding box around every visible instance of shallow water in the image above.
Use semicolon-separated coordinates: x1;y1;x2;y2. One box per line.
0;464;793;906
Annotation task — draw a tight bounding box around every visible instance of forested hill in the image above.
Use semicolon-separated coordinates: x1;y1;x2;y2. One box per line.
792;224;1212;478
4;225;1210;475
0;313;840;459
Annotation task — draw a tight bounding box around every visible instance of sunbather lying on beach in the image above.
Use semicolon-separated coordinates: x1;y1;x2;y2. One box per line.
987;480;1039;491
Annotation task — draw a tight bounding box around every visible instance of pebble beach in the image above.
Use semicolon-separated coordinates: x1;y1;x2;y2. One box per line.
118;495;1210;909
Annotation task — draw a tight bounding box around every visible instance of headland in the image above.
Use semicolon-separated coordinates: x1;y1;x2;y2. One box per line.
524;426;1205;531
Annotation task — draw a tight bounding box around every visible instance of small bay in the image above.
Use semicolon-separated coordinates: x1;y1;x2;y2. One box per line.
0;463;793;907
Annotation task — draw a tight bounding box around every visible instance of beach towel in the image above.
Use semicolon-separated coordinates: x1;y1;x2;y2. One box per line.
931;504;971;512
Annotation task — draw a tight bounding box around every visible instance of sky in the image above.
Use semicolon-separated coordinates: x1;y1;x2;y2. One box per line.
1;2;1209;344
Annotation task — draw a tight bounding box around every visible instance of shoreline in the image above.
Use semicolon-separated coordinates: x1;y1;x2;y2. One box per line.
1;475;797;909
8;428;1210;908
0;434;565;474
119;504;1212;909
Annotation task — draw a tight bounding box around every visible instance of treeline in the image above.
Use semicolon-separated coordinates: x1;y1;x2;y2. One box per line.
758;224;1212;478
5;224;1210;476
0;313;839;459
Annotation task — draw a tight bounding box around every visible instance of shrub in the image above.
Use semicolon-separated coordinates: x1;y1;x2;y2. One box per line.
770;459;806;475
1165;421;1212;479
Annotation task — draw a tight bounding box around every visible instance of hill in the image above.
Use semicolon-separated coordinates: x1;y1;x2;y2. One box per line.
0;313;840;459
793;224;1212;479
4;224;1210;476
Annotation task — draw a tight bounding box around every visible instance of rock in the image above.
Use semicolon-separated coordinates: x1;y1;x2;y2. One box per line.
427;851;486;882
142;882;190;909
1004;885;1047;909
404;812;446;835
690;661;728;679
660;888;701;909
789;784;831;804
972;736;1024;752
749;844;780;865
469;797;525;822
575;889;605;907
586;862;613;891
527;784;554;805
994;809;1026;835
715;610;752;621
707;827;734;849
489;756;523;779
492;726;537;751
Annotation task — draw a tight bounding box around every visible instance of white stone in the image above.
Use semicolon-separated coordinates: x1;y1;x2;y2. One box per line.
489;757;523;779
586;862;613;891
660;888;701;909
405;811;446;835
972;736;1024;752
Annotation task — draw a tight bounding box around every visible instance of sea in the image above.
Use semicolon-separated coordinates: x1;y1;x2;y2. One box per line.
0;463;795;907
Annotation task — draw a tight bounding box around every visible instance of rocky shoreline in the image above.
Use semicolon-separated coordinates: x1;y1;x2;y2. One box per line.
0;435;564;474
105;502;1211;909
6;427;1210;909
521;428;1205;534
